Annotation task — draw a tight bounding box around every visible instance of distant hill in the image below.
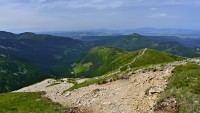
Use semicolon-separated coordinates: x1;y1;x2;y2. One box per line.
144;35;200;47
124;28;200;36
81;33;200;57
0;55;48;93
72;47;184;77
39;29;123;39
41;28;200;38
0;31;90;73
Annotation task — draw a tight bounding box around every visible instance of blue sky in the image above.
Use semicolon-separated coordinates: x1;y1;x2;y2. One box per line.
0;0;200;32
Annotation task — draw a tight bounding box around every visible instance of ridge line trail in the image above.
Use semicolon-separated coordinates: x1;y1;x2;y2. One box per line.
129;48;147;64
107;48;148;76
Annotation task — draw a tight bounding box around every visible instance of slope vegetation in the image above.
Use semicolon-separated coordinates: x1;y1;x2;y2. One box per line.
72;47;184;78
73;47;132;77
0;55;48;93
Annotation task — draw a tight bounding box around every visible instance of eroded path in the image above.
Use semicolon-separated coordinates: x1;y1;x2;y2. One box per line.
15;60;196;113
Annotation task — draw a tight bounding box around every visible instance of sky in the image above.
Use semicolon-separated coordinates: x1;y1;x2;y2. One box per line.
0;0;200;32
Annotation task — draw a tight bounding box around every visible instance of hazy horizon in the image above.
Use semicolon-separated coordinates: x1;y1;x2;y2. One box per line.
1;0;200;33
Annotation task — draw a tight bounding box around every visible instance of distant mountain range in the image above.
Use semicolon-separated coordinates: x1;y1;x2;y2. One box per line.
80;33;200;57
41;28;200;46
40;28;200;37
121;28;200;36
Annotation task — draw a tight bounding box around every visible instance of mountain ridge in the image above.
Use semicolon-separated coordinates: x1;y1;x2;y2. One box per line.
72;47;185;78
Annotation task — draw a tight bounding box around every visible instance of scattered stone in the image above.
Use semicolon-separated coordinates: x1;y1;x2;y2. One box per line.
148;86;164;95
68;107;84;113
65;92;71;97
152;95;158;101
154;97;178;113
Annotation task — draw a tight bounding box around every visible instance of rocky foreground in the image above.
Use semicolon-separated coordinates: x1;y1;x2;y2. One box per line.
14;59;200;113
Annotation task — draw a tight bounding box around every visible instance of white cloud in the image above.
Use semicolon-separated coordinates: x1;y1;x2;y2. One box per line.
150;7;158;10
158;13;168;16
148;13;168;18
33;0;125;10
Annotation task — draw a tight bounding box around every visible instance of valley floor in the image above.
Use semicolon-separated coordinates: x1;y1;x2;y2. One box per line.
14;59;200;113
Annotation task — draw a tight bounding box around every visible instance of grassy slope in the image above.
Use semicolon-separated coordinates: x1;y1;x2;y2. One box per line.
68;47;185;91
129;49;184;68
0;92;68;113
73;46;134;77
73;47;184;78
158;63;200;113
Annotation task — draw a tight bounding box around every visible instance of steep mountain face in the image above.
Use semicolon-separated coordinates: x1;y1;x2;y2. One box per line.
81;33;200;57
0;55;48;93
72;47;184;77
0;31;90;73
